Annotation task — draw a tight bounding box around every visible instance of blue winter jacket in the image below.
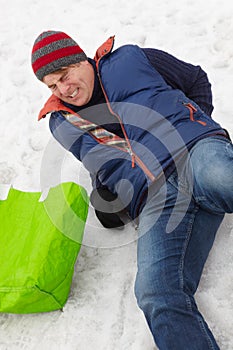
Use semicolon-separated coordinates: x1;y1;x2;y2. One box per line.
42;42;226;220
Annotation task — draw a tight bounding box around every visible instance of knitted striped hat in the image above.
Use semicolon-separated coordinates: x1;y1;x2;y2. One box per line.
31;30;87;81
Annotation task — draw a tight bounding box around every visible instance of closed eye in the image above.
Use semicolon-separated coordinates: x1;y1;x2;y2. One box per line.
61;72;69;82
48;84;57;92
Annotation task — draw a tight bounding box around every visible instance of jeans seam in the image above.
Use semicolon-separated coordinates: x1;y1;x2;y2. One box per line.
197;316;216;350
178;207;197;312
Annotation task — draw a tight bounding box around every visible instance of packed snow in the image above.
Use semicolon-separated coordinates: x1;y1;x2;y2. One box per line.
0;0;233;349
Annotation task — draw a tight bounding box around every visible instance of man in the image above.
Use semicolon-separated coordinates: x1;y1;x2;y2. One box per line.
32;30;233;349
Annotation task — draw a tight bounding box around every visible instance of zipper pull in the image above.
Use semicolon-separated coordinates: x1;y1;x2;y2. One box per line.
131;154;135;168
183;102;196;122
186;102;197;112
183;102;206;126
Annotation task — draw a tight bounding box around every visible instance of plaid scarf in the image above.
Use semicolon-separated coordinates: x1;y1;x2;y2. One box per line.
63;112;129;149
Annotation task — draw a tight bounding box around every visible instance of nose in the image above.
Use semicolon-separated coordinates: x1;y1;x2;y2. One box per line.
56;81;71;96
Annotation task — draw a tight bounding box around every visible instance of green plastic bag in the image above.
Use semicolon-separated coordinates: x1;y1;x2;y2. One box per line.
0;182;89;313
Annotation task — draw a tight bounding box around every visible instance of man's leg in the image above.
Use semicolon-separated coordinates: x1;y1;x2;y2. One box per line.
135;178;223;350
134;136;233;349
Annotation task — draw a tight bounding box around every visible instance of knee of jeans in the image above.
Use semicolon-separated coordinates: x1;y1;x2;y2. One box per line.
135;268;178;311
194;161;233;212
135;272;192;320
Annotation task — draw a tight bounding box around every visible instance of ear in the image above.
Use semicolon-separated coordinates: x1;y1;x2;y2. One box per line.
80;60;90;66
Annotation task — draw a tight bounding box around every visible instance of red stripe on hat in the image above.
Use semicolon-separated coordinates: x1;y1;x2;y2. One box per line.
32;46;84;73
32;32;71;53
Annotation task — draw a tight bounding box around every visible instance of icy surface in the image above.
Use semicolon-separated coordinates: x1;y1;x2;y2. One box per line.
0;0;233;349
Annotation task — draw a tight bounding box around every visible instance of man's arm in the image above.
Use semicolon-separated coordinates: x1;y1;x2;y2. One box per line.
143;48;214;117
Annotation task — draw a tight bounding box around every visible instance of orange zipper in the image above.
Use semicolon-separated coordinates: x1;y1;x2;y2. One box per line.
96;69;156;181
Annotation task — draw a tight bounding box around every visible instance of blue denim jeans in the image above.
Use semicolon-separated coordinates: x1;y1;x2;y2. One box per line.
135;136;233;350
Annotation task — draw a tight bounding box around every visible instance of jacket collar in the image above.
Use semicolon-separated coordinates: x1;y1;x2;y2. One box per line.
37;94;76;121
94;35;115;67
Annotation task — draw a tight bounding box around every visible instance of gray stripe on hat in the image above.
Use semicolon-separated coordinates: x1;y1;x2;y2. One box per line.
34;30;60;44
32;38;81;64
35;52;87;81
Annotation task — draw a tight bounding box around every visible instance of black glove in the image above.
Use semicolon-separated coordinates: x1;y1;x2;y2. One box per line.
90;187;127;229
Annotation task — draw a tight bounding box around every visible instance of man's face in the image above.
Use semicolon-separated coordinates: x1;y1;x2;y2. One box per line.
43;61;95;106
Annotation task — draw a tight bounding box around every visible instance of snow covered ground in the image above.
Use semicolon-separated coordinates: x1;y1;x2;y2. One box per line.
0;0;233;349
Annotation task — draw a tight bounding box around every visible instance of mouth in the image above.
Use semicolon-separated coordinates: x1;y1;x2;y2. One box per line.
69;88;79;98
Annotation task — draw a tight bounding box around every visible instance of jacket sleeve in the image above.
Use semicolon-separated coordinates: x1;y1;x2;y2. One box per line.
49;112;127;229
143;48;214;117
